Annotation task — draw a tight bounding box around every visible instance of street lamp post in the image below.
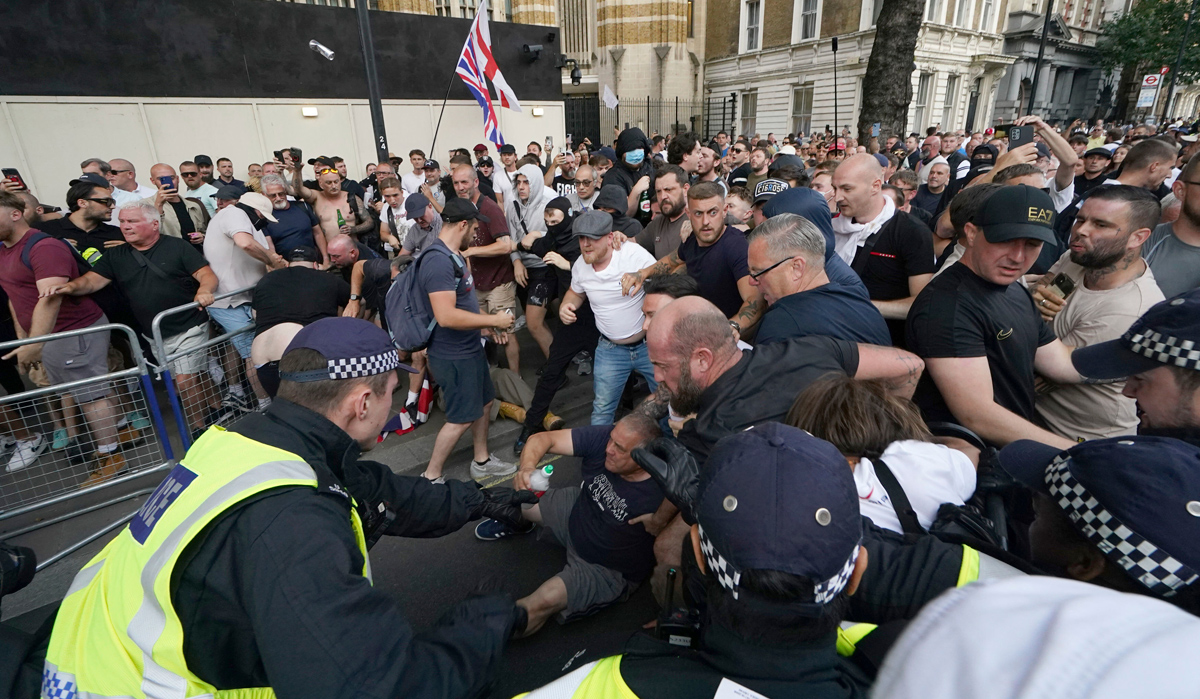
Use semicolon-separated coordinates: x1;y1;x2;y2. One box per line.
1026;0;1054;115
355;0;390;163
832;37;839;141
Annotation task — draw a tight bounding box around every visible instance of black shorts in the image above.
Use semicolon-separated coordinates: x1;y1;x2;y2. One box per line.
428;352;495;424
526;266;559;308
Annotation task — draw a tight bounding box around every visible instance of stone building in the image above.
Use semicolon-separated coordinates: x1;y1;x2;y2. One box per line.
703;0;1013;137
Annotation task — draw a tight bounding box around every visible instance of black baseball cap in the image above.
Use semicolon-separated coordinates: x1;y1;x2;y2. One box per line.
288;245;322;263
573;210;613;239
696;423;861;611
1073;290;1200;380
281;317;416;382
423;159;441;171
1083;147;1114;160
441;197;489;224
499;144;517;155
999;436;1200;598
975;185;1057;245
70;173;111;188
214;184;243;201
477;156;495;167
194;155;213;167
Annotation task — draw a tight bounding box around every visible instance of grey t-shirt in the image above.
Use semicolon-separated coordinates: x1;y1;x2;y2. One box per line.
1145;223;1200;298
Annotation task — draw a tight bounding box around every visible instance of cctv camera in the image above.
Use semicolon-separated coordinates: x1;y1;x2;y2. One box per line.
571;67;582;86
522;44;544;61
309;39;335;60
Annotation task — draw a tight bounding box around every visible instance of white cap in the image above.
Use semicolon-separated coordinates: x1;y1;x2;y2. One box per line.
237;191;278;223
873;577;1200;699
779;144;797;155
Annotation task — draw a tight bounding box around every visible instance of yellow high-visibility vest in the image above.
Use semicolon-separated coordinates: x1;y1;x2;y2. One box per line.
43;427;371;699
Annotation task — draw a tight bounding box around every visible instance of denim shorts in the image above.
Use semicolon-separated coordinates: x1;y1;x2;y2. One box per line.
207;304;255;360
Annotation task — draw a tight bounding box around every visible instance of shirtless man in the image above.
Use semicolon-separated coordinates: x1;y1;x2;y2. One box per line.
288;154;375;249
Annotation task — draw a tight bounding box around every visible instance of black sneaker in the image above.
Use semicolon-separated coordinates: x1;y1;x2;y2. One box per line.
475;518;535;541
513;424;544;458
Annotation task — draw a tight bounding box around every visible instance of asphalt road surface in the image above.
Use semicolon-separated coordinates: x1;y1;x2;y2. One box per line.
2;336;660;697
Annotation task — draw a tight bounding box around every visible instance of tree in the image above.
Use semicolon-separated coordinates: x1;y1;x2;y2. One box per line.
857;0;926;145
1096;0;1200;84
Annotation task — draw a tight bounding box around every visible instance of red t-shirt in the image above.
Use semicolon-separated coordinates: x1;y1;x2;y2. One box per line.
469;194;514;292
0;231;103;333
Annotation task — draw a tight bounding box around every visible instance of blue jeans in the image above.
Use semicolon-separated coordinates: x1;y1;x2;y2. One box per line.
591;337;657;425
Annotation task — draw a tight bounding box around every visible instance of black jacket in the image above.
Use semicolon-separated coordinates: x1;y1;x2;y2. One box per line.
594;185;644;237
619;624;868;699
174;399;520;698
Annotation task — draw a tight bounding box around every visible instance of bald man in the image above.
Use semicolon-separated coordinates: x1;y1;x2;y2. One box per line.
831;154;935;347
143;163;207;245
326;233;380;284
643;295;924;461
108;158;157;208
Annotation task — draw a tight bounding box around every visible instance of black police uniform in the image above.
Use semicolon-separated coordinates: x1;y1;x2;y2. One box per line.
172;398;520;696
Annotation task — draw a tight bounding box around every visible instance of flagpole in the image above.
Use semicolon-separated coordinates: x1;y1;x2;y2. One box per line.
430;71;458;157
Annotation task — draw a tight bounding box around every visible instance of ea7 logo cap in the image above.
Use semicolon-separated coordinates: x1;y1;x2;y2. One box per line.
975;184;1057;246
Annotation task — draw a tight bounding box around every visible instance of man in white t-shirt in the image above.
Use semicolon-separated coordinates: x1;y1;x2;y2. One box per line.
204;192;285;408
560;210;658;425
401;149;427;196
1031;185;1166;441
107;158;158;209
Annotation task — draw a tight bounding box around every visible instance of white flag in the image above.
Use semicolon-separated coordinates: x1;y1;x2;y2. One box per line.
602;84;619;110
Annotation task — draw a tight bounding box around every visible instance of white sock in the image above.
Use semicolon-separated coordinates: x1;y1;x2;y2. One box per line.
97;442;119;454
407;391;419;405
229;384;245;397
258;397;272;409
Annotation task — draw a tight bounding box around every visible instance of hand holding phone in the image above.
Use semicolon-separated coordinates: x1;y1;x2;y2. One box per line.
2;168;27;191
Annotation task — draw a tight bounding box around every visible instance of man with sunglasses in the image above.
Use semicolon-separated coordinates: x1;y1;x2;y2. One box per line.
725;140;752;188
566;165;600;212
292;157;375;252
107;158;157;209
180;160;219;217
39;174;123;253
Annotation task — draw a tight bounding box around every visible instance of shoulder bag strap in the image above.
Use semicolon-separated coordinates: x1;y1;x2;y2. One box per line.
872;457;925;537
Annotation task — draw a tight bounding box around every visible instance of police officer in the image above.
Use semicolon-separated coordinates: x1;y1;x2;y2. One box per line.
519;423;876;698
999;435;1200;614
43;317;536;697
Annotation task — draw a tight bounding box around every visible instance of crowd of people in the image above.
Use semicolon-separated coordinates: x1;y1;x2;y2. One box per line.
7;111;1200;698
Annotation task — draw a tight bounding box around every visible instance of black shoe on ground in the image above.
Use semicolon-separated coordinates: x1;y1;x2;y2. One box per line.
513;424;544;458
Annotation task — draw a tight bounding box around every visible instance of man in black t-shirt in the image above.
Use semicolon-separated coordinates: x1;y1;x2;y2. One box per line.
46;201;220;433
474;413;664;636
907;185;1083;450
831;154;935;347
1074;147;1113;199
548;151;578;197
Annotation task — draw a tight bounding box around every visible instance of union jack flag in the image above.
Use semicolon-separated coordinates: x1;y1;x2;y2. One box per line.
456;0;521;146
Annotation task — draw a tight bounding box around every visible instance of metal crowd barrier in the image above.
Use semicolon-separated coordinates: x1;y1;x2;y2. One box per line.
0;323;172;523
151;285;256;451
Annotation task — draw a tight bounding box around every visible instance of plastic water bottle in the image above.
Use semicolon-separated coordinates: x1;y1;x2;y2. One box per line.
530;464;554;498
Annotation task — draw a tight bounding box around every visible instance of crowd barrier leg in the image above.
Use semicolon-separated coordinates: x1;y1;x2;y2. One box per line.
0;323;173;521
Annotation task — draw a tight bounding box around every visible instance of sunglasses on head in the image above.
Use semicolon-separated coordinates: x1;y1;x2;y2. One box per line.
317;167;338;176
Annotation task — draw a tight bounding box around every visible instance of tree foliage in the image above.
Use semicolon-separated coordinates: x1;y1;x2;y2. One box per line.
1096;0;1200;83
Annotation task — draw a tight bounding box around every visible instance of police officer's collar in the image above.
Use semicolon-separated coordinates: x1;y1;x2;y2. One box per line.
260;398;361;503
623;623;844;683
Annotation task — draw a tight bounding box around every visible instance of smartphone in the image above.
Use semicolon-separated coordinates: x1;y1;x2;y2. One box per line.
160;175;176;190
871;123;881;138
545;136;553;150
1047;273;1076;300
1008;125;1035;149
273;150;284;162
2;168;27;190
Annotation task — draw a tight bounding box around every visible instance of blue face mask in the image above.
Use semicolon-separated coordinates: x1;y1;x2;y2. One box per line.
624;150;645;166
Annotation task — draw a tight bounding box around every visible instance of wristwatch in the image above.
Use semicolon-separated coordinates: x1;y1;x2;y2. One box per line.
729;320;742;334
349;294;361;301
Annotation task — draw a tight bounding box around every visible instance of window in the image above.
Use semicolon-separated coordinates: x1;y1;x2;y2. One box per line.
688;0;695;37
979;0;994;30
741;91;758;138
872;0;884;24
913;72;932;132
745;0;762;51
942;74;959;129
954;0;970;25
435;0;452;15
925;0;943;22
792;84;814;135
802;0;819;38
459;0;477;16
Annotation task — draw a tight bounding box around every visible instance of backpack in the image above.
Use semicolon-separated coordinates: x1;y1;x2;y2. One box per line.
872;455;1006;550
20;231;93;275
384;245;464;352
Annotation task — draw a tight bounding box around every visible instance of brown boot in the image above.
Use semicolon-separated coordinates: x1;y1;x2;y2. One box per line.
543;411;566;431
82;452;126;488
497;401;527;423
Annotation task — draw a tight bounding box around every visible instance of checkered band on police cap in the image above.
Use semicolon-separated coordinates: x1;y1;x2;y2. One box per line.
326;350;401;379
1046;455;1200;597
1125;325;1200;371
698;523;860;603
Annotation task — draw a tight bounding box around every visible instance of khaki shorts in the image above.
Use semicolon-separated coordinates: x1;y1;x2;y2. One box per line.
476;281;519;316
153;323;210;376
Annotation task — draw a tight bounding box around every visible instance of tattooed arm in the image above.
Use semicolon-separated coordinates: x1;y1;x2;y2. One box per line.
730;276;768;333
854;344;926;399
620;249;686;296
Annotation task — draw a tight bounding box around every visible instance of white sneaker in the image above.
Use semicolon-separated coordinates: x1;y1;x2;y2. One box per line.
7;434;47;473
470;454;517;479
421;471;446;485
